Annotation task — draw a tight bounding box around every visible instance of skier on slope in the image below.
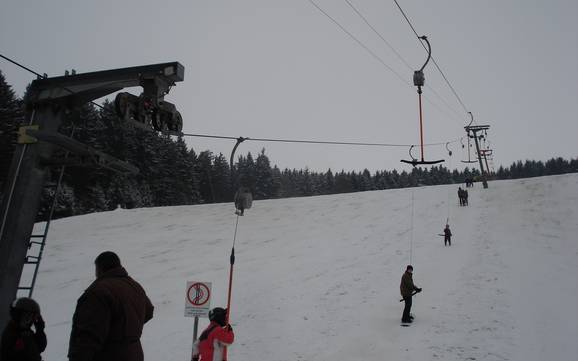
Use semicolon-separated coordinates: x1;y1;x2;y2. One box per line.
0;297;47;361
192;307;234;361
400;265;422;323
444;224;452;246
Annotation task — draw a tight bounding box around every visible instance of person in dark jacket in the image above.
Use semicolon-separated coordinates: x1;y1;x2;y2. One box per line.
0;297;47;361
234;186;252;216
400;265;422;323
68;251;154;361
192;307;234;361
457;187;464;206
443;224;452;246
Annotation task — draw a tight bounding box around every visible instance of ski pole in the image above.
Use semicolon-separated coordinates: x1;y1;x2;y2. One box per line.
223;215;239;361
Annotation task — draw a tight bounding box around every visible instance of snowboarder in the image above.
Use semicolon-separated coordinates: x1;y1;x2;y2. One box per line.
68;251;154;361
400;265;422;323
192;307;234;361
234;186;252;216
0;297;46;361
443;224;452;246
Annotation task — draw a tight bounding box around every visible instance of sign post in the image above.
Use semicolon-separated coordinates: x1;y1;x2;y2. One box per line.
185;281;212;360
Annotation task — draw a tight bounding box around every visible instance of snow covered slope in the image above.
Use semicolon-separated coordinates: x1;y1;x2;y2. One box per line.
31;174;578;361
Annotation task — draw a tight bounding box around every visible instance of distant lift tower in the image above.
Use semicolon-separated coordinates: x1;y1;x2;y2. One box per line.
464;124;491;188
0;62;184;331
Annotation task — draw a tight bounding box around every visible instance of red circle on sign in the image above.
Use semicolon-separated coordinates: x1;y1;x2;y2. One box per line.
187;283;210;306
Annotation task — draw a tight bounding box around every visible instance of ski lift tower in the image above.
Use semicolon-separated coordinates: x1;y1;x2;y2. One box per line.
0;62;184;331
464;124;491;188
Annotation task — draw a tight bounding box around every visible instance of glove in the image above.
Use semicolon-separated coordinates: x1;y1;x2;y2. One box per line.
225;324;233;332
192;357;199;361
416;288;422;293
34;315;45;331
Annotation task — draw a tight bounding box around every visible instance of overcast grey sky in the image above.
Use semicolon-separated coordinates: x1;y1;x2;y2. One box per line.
2;0;577;172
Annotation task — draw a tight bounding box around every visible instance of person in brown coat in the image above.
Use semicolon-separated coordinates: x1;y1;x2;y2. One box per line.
68;251;154;361
400;265;421;323
0;297;46;361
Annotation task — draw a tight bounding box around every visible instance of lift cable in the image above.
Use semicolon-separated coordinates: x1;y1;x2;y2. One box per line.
2;53;466;152
0;53;105;110
392;0;471;119
343;0;465;125
306;1;465;126
182;132;462;149
307;0;409;87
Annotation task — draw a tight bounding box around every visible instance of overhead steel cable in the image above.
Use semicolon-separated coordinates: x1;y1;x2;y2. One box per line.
392;0;470;117
2;52;466;151
343;0;413;71
343;0;467;125
182;132;462;148
307;0;410;87
0;53;105;110
306;1;464;125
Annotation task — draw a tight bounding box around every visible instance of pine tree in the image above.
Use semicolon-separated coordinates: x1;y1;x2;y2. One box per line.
0;71;24;190
211;153;232;202
254;148;274;199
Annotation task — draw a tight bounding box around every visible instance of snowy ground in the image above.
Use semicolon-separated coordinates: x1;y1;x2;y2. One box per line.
29;174;578;361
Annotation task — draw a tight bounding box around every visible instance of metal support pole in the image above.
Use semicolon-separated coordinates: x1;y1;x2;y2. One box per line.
418;91;425;162
193;316;199;340
191;316;199;361
472;133;488;188
483;153;490;177
0;106;62;331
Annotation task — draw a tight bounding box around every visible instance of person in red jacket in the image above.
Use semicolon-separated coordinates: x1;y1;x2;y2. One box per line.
192;307;234;361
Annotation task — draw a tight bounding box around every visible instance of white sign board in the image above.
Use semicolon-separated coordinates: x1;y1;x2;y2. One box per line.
184;281;212;317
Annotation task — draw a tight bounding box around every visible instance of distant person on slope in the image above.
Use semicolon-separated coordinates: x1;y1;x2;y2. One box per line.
0;297;46;361
464;189;469;206
400;265;422;323
444;224;452;246
68;251;154;361
457;187;463;206
234;186;252;216
192;307;234;361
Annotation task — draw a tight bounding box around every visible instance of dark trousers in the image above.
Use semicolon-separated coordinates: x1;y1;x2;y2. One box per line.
445;236;451;246
402;296;412;321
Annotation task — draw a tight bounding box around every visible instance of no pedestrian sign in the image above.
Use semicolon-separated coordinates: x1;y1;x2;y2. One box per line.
185;281;212;317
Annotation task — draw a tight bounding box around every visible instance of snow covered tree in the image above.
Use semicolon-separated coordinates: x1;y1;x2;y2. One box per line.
0;71;24;191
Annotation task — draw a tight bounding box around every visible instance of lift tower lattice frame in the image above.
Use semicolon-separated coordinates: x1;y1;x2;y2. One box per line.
464;124;491;189
0;62;184;331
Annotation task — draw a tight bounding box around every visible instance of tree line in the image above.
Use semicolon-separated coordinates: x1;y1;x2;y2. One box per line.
1;71;577;220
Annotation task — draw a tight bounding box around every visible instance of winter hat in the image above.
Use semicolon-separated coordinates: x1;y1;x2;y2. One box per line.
95;251;121;272
406;265;413;271
10;297;40;321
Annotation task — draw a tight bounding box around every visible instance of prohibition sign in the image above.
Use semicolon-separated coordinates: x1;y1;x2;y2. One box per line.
187;282;210;306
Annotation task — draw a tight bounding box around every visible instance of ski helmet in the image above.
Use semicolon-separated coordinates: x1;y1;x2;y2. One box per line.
208;307;227;326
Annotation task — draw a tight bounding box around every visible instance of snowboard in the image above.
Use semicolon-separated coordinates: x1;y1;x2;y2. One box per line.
400;315;414;327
